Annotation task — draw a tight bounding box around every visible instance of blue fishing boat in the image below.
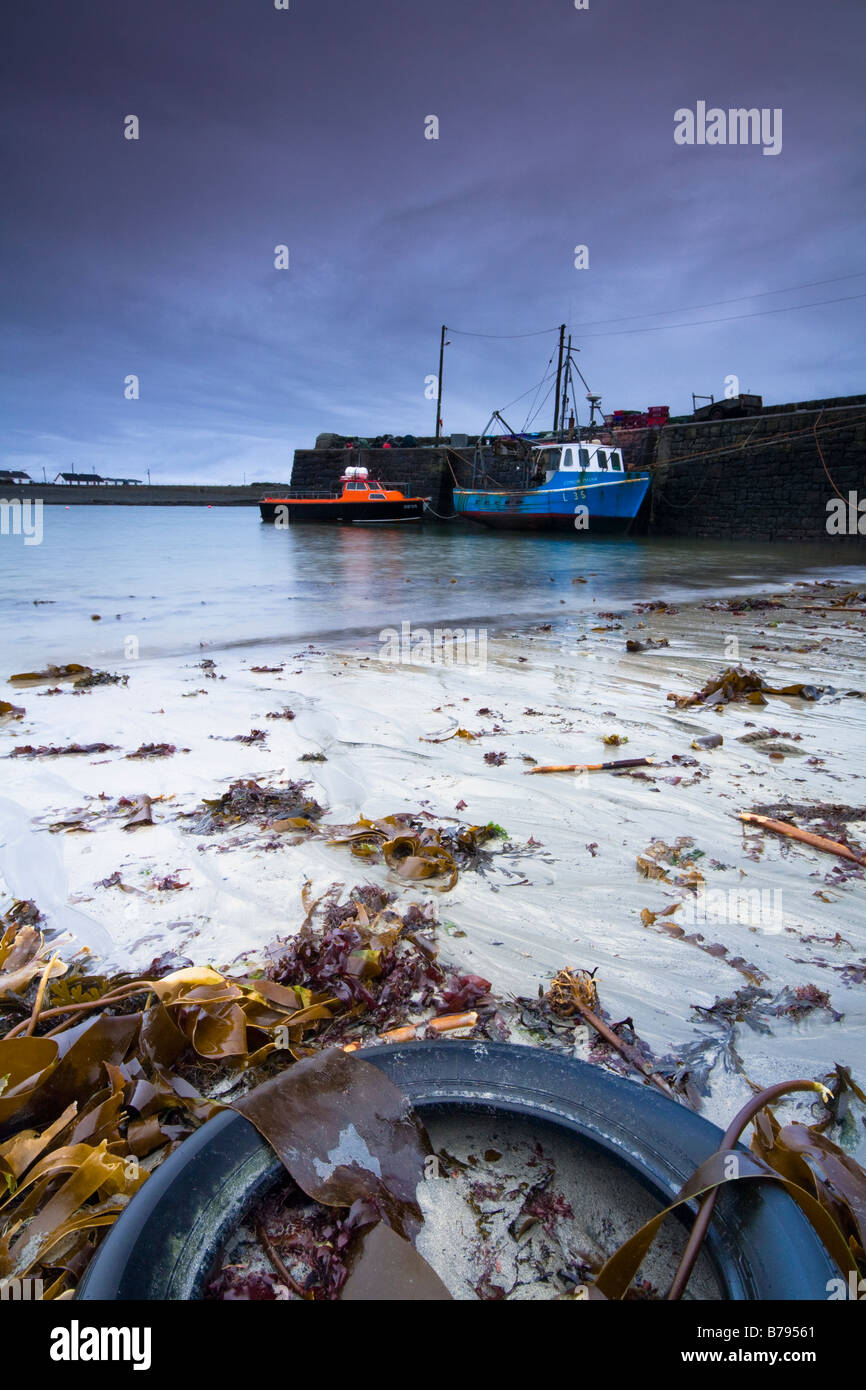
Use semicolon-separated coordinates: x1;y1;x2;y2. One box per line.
453;439;650;534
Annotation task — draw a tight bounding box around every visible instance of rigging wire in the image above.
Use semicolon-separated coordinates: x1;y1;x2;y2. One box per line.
497;365;560;415
524;378;557;432
520;353;555;431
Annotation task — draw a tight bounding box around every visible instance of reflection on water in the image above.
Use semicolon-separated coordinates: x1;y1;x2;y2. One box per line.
1;506;864;668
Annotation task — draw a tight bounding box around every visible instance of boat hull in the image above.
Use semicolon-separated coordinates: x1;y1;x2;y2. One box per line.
453;473;650;534
260;499;426;523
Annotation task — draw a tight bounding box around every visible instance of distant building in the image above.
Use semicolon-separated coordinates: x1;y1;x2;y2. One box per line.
53;471;142;485
0;469;32;484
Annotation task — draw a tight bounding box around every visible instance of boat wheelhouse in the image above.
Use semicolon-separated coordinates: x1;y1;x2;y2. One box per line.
453;440;650;534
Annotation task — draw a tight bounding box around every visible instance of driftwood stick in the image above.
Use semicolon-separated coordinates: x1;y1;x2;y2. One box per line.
568;998;679;1102
255;1220;310;1300
738;812;865;866
524;756;654;776
2;980;154;1040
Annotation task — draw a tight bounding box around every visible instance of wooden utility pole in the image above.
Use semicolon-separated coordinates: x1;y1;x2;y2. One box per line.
553;324;566;433
435;325;446;442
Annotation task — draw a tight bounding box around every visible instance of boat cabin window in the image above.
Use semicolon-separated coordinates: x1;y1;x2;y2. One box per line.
578;447;590;469
534;448;561;471
610;455;622;470
369;492;386;499
596;450;609;470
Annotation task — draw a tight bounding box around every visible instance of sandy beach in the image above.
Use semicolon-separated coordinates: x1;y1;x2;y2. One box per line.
2;571;865;1146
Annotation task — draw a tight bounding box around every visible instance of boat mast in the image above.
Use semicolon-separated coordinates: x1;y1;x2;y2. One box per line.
560;334;573;437
552;324;566;435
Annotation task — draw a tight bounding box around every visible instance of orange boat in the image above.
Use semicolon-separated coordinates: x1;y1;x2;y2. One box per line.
260;467;429;524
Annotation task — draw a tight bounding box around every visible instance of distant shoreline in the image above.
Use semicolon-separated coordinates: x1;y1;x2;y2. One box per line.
0;483;287;506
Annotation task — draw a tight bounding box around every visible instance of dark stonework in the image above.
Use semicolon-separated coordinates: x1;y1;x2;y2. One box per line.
289;446;528;517
289;397;866;544
643;402;866;544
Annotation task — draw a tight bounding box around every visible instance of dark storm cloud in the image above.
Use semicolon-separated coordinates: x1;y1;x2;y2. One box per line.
1;0;864;480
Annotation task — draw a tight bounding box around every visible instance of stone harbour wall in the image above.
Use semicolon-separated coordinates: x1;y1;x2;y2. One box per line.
645;402;866;543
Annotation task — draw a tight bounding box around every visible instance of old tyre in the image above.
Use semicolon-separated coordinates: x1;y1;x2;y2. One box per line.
76;1041;836;1301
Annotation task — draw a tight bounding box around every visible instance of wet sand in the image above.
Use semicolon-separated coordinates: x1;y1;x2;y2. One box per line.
2;574;865;1145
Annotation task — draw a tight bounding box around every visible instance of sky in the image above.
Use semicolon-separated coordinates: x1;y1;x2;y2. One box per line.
1;0;864;483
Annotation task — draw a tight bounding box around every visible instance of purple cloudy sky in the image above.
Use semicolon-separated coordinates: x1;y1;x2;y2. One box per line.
2;0;864;482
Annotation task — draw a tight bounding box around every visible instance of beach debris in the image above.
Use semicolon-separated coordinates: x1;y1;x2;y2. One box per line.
691;982;844;1039
0;881;491;1296
340;1220;452;1301
751;1108;866;1263
299;751;327;762
154;874;189;892
0;915;67;999
632;599;678;615
588;1078;862;1302
419;725;477;743
73;670;128;689
211;1053;451;1301
602;733;628;747
0;700;25;719
266;707;296;720
8;664;126;689
738;728;803;746
738;812;866;867
9;742;118;758
626;637;669;652
636;838;705;889
668;666;826;709
190;778;325;833
232;1050;430;1241
265;885;489;1031
812;1064;866;1134
702;596;785;612
691;733;723;750
250;665;284;674
484;750;507;765
231;728;268;745
320;815;503;889
122;795;155;831
97;870;142;892
341;1011;478;1052
525;756;653;775
126;742;177;759
639;904;766;985
545;967;678;1102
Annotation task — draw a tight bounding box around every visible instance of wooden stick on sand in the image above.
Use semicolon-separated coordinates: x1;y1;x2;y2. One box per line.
738;812;866;866
524;756;654;776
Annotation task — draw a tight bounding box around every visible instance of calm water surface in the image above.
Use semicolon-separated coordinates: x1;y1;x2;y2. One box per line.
2;506;864;669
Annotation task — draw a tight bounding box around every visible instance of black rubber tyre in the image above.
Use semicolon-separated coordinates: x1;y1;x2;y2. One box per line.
76;1041;836;1301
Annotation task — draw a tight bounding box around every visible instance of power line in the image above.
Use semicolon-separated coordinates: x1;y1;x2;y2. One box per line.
442;271;866;342
568;270;866;330
573;291;866;339
447;323;562;339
